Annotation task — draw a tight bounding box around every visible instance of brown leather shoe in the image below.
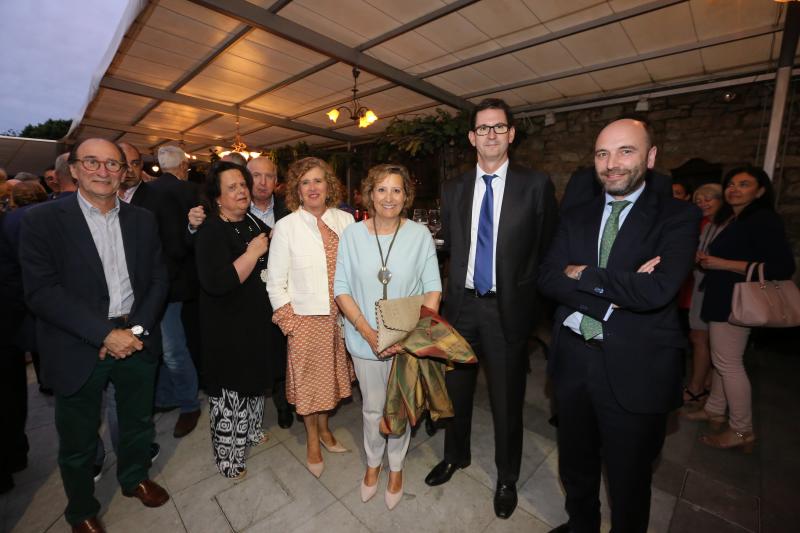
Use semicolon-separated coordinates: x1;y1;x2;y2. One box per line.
122;479;170;507
173;409;201;438
71;517;105;533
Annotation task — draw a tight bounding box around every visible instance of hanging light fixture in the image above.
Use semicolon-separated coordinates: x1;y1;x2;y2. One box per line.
326;67;378;128
219;106;262;160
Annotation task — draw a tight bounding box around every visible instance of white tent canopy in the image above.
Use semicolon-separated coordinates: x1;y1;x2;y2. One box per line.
67;0;799;159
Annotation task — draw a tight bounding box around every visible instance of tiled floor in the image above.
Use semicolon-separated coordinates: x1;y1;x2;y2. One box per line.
2;332;798;532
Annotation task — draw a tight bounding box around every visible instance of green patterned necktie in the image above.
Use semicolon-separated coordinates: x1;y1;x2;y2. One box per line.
579;200;631;340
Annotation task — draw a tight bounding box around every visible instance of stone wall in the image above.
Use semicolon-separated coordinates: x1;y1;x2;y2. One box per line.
511;78;800;265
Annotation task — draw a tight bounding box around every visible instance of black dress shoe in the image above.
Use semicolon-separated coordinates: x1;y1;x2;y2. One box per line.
424;460;470;486
494;483;517;519
547;524;571;533
277;408;294;429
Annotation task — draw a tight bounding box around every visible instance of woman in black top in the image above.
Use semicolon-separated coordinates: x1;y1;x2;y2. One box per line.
685;166;794;451
195;161;275;479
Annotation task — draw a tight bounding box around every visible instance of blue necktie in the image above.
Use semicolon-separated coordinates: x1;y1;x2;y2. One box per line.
474;174;495;295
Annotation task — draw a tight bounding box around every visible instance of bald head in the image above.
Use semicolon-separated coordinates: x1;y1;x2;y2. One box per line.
594;119;657;199
119;142;144;189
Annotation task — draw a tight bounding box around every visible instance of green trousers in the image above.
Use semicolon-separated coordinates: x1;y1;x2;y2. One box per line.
55;354;157;525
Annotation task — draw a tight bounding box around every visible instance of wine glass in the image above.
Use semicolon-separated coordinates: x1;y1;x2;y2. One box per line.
412;208;428;226
427;209;441;236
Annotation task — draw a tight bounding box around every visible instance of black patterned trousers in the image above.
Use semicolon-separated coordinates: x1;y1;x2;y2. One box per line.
208;389;265;478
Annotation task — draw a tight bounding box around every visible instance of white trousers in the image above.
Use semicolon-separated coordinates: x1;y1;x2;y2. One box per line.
351;357;411;472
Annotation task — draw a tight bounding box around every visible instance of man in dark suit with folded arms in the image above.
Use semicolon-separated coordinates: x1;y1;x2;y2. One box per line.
20;138;169;533
538;119;700;533
425;98;558;519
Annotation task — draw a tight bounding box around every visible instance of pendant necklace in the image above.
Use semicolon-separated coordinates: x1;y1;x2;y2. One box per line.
221;212;268;282
374;218;402;300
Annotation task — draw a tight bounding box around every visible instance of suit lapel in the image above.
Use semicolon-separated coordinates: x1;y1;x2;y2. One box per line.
457;172;475;254
119;203;137;290
607;184;658;269
61;196;106;283
582;197;605;267
496;166;520;264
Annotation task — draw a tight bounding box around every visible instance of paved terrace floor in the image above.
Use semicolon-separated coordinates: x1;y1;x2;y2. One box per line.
2;330;798;533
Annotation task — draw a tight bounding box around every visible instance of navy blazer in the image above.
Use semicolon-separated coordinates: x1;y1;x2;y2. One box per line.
538;181;701;413
19;194;168;396
440;163;558;343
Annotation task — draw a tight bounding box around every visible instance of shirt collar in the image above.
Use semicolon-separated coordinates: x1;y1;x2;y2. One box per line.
250;196;274;215
604;181;645;207
476;159;509;181
77;189;120;215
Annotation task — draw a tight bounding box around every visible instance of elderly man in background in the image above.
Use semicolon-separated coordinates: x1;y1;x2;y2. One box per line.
53;152;78;198
246;156;293;427
19;138;170;533
149;145;202;438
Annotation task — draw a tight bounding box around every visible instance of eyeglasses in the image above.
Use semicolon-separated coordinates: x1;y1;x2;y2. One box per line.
474;123;510;136
70;158;127;173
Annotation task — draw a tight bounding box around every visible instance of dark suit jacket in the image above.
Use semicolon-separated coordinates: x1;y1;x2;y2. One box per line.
560;167;673;213
19;195;168;396
149;173;200;302
701;208;795;322
538;180;701;413
440;163;558;343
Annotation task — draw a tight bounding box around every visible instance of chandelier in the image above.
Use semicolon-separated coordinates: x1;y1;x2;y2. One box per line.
326;67;378;128
219;106;262;160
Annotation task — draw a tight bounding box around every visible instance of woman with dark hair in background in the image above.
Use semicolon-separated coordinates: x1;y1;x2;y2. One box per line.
195;161;274;479
266;157;355;478
684;166;794;451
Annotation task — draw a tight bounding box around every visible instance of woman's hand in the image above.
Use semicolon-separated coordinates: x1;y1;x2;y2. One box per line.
248;233;269;257
359;323;379;353
696;252;748;274
379;343;405;357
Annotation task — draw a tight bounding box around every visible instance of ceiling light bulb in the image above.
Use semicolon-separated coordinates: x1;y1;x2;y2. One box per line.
151;165;160;172
364;110;378;124
327;109;340;123
358;115;369;128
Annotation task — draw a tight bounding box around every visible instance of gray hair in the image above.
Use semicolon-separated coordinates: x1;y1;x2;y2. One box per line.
14;171;40;183
693;183;722;202
55;152;73;183
222;152;247;167
158;145;187;171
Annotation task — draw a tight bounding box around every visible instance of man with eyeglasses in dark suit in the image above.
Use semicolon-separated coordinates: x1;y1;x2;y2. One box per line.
20;138;170;533
425;98;558;519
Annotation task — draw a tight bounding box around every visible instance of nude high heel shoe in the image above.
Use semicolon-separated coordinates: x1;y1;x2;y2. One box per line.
306;460;324;478
385;472;404;510
360;465;382;502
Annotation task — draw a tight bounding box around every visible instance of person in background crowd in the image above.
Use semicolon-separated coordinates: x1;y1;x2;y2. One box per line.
0;182;48;495
425;98;558;520
44;166;60;198
19;138;169;533
335;163;441;509
195;161;276;479
0;167;7;182
266;157;355;479
672;179;692;201
52;152;79;199
682;183;723;405
221;152;247;167
13;171;40;184
149;145;202;438
539;118;699;533
246;156;293;428
685;166;794;452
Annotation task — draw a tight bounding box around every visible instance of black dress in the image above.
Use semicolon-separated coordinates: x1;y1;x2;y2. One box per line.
195;213;278;396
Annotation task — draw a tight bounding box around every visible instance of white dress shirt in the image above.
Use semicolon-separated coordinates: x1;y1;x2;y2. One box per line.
465;159;509;292
562;183;646;338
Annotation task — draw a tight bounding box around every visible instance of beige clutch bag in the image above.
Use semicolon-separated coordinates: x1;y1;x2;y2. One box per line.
374;295;425;354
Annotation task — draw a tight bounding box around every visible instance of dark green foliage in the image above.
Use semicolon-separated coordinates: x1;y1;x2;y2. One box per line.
17;119;72;140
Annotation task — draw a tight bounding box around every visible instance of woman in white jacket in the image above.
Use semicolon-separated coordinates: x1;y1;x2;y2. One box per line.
266;157;354;478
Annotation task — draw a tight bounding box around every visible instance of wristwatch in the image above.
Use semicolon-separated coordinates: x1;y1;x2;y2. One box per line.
130;325;146;338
